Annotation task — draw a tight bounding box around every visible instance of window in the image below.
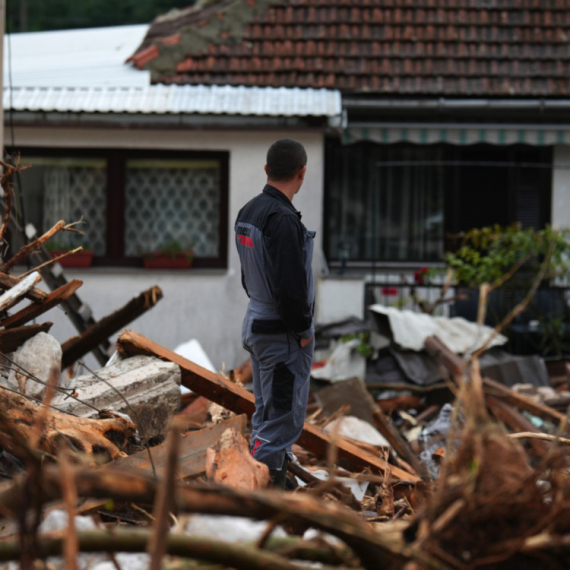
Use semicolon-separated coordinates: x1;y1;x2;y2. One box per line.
325;140;551;264
13;149;229;268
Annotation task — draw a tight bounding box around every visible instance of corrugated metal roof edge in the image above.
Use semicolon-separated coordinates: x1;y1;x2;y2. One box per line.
3;85;342;118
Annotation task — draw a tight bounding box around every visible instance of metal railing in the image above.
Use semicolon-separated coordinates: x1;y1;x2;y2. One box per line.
364;279;570;356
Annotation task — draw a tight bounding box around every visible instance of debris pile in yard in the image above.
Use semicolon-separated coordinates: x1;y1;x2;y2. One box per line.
2;162;570;568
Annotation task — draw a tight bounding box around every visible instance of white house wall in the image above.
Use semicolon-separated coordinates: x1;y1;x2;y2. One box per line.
11;125;324;370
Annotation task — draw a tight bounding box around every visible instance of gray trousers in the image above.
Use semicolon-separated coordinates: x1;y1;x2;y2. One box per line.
242;309;315;470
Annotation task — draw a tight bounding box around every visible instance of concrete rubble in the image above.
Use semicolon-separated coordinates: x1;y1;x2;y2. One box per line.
5;332;61;398
53;355;181;440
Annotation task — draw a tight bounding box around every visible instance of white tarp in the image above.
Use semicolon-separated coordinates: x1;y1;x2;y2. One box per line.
174;339;217;394
325;416;390;448
369;305;507;354
310;338;367;382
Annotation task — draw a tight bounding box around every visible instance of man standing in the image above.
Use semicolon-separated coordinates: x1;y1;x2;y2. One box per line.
235;139;315;488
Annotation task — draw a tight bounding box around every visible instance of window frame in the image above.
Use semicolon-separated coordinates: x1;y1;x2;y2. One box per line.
324;139;552;266
12;147;230;269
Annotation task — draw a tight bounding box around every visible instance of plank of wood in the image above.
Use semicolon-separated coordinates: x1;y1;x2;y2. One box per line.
0;322;53;353
2;280;83;329
117;330;420;482
114;415;247;478
0;272;47;304
486;396;550;458
0;272;42;313
61;286;163;369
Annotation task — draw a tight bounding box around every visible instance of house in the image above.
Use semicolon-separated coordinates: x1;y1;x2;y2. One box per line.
4;0;570;367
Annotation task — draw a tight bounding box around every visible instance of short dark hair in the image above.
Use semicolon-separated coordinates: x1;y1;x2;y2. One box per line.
266;139;307;181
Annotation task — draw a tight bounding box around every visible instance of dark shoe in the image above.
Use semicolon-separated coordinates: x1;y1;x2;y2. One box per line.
269;455;289;489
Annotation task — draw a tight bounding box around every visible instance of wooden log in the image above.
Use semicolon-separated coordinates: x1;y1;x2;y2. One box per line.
60;286;163;369
0;467;410;570
2;280;83;329
206;427;270;489
0;322;53;353
0;272;41;312
0;272;47;303
0;386;136;460
486;396;550;458
0;529;354;570
117;330;420;482
0;415;251;541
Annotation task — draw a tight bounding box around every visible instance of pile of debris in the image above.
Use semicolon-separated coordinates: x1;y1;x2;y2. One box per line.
2;161;570;569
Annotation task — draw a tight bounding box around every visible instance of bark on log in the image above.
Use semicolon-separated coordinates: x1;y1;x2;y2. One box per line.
0;386;135;460
0;162;16;245
0;529;354;570
117;330;420;482
0;465;410;570
206;427;270;489
61;286;163;369
2;280;83;328
0;322;53;353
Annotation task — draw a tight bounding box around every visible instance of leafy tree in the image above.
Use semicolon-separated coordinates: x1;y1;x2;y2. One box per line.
445;224;570;287
7;0;196;33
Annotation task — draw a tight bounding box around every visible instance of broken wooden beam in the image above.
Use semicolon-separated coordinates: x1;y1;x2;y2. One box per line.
117;330;420;482
486;396;550;458
424;335;567;428
61;286;163;369
0;272;47;303
483;377;567;427
0;322;53;353
0;272;42;313
424;335;464;378
2;280;83;329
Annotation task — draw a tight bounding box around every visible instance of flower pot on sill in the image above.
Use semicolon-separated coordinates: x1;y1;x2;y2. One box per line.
143;253;194;269
49;250;94;268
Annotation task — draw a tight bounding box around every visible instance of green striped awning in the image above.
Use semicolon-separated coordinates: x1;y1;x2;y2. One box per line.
343;123;570;146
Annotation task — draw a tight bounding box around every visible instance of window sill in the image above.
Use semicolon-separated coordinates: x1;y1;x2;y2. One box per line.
14;265;230;277
326;260;446;275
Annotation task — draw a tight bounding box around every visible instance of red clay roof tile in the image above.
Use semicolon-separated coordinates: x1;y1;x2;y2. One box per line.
131;0;570;96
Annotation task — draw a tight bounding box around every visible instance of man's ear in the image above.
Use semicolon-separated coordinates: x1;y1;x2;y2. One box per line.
299;165;307;181
264;164;269;176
